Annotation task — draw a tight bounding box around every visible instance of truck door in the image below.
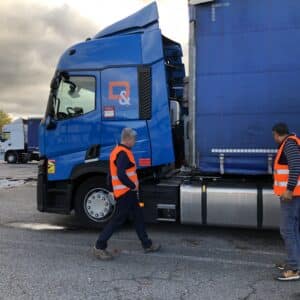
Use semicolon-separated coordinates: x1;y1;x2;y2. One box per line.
99;67;152;165
43;71;100;180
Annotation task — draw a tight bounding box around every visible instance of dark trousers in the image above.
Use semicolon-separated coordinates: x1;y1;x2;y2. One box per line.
280;196;300;270
96;192;152;250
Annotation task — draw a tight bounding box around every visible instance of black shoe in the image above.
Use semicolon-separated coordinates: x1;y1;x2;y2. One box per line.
144;243;161;253
276;269;300;281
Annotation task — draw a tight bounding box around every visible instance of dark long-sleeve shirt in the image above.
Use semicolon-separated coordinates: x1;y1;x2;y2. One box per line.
107;145;137;200
115;150;136;190
282;137;300;191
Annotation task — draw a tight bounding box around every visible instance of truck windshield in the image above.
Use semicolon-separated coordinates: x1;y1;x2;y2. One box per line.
1;132;10;142
53;76;96;120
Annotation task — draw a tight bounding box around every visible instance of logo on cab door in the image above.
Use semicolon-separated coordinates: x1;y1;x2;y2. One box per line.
109;81;131;106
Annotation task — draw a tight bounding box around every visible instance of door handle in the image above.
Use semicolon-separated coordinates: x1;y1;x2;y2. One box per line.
85;144;100;160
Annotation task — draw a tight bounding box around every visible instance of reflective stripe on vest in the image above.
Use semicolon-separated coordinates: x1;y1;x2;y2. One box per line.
113;184;129;191
273;135;300;196
274;169;290;175
274;180;300;187
109;145;139;199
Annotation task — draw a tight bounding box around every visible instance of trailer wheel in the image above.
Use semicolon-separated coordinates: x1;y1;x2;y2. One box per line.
6;151;17;164
74;177;116;228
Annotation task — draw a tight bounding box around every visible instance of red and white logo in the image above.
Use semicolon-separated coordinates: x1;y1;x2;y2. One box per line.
103;106;115;118
109;81;131;106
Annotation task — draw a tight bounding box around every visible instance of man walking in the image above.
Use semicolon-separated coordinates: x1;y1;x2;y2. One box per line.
272;123;300;281
94;128;160;260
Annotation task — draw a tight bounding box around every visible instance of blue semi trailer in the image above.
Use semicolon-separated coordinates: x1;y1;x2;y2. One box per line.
37;1;300;228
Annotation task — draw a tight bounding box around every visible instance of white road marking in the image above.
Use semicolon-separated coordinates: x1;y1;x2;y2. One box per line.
5;222;66;230
0;179;25;189
121;250;275;269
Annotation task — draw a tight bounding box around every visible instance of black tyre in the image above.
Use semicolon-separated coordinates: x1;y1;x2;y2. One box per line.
74;177;116;228
19;154;29;164
6;151;17;164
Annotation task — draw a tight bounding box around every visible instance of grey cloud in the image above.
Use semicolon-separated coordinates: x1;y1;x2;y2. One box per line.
0;1;98;116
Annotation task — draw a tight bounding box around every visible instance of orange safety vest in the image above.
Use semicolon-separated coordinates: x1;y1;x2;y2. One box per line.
110;145;139;199
273;135;300;196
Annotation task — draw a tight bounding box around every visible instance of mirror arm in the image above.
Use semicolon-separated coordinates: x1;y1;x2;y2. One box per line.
45;116;57;130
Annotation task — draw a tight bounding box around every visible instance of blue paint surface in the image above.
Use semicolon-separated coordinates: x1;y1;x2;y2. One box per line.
57;34;142;71
94;2;159;38
193;0;300;174
27;118;41;151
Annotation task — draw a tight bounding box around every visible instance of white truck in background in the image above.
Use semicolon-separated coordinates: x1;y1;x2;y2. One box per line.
0;118;42;163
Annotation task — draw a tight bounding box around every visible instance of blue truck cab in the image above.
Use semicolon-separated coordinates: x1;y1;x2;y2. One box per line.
38;2;185;224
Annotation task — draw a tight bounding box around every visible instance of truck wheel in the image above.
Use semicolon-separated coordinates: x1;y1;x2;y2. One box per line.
74;177;116;228
6;151;17;164
19;154;28;164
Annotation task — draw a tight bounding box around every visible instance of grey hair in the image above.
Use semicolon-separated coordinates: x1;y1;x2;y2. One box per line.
121;128;137;141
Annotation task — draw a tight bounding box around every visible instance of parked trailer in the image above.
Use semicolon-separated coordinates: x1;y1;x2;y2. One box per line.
37;1;300;228
0;118;41;163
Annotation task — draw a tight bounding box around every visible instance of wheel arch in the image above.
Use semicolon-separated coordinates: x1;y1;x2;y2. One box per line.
72;172;107;198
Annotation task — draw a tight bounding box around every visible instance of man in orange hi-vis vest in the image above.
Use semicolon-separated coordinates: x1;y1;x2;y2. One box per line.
272;123;300;281
93;128;161;260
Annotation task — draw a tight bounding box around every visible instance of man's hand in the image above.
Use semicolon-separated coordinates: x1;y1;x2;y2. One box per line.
281;190;293;201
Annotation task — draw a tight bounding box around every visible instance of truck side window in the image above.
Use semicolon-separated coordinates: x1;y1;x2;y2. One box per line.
54;76;96;120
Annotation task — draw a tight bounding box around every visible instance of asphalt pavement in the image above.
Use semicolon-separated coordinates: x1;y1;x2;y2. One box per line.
0;162;299;300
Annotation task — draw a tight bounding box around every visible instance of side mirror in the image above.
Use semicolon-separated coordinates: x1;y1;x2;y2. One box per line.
45;116;57;130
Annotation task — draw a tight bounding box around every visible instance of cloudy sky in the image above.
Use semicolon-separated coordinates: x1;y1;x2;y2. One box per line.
0;0;189;118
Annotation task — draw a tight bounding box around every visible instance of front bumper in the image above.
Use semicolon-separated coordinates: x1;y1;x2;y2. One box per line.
37;158;72;214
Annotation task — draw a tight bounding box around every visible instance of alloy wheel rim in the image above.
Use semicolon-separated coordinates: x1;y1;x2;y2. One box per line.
84;188;115;222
